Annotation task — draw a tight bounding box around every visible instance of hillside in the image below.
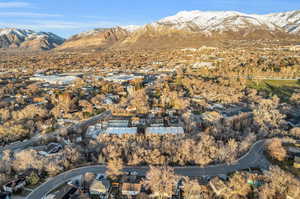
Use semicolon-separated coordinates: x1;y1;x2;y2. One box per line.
0;28;64;50
57;27;129;50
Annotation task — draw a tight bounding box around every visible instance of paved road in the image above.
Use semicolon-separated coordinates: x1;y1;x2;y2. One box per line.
26;140;269;199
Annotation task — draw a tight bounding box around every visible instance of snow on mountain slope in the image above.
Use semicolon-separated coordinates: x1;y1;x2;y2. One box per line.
0;28;34;37
122;25;142;32
0;28;64;50
262;10;300;33
153;10;300;34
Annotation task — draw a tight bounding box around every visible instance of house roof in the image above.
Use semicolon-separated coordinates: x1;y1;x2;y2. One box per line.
108;120;129;127
201;111;222;122
90;179;110;193
145;127;184;134
288;147;300;154
121;183;142;193
294;156;300;163
52;184;77;199
105;127;137;135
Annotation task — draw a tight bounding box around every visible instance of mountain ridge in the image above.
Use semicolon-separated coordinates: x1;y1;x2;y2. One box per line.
1;10;300;50
57;26;129;50
118;10;300;48
0;28;64;50
153;10;300;34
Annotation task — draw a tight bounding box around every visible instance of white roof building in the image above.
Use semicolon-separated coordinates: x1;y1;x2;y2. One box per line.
108;120;129;127
104;74;143;83
86;124;103;139
30;75;79;85
191;62;215;69
145;127;184;135
105;127;137;135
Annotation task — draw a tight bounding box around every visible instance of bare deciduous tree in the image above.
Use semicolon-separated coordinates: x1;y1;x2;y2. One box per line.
106;158;123;178
183;177;210;199
144;166;178;199
267;138;286;161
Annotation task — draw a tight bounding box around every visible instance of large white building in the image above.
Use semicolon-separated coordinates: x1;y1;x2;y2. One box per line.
104;74;143;83
30;74;79;85
108;120;129;127
105;127;137;135
145;127;184;135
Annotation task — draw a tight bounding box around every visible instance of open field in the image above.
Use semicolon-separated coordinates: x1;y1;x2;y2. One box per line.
249;79;300;102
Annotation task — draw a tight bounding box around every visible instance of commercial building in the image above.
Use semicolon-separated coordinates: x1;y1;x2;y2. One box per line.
105;127;138;135
145;127;184;135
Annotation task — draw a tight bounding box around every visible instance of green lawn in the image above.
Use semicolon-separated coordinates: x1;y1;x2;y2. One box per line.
248;80;300;102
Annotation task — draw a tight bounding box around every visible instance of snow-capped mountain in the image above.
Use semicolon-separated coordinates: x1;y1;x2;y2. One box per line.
119;10;300;49
263;10;300;33
0;28;64;50
153;10;300;34
121;25;142;32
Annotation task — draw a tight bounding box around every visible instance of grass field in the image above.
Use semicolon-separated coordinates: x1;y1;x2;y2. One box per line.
249;79;300;102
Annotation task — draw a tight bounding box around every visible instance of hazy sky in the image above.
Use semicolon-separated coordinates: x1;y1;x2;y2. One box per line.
0;0;299;38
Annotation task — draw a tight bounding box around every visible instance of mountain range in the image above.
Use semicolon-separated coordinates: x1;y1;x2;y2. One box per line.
1;10;300;50
0;28;64;50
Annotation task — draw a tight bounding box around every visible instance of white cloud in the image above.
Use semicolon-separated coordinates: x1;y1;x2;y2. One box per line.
0;19;141;37
0;20;120;30
0;2;30;8
0;12;63;17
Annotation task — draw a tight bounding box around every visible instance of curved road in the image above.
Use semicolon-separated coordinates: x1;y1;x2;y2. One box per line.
26;140;269;199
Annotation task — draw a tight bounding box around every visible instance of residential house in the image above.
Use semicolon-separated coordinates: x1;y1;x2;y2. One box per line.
191;95;204;103
89;179;111;196
86;124;103;139
46;143;63;154
39;143;63;156
121;183;142;197
126;105;137;113
131;117;146;127
293;156;300;168
45;184;78;199
191;62;215;69
295;140;300;147
103;94;119;105
120;172;142;197
201;111;222;123
287;147;300;157
3;178;26;193
150;107;163;115
149;118;164;126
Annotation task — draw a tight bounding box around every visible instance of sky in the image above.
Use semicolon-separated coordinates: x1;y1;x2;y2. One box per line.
0;0;299;38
